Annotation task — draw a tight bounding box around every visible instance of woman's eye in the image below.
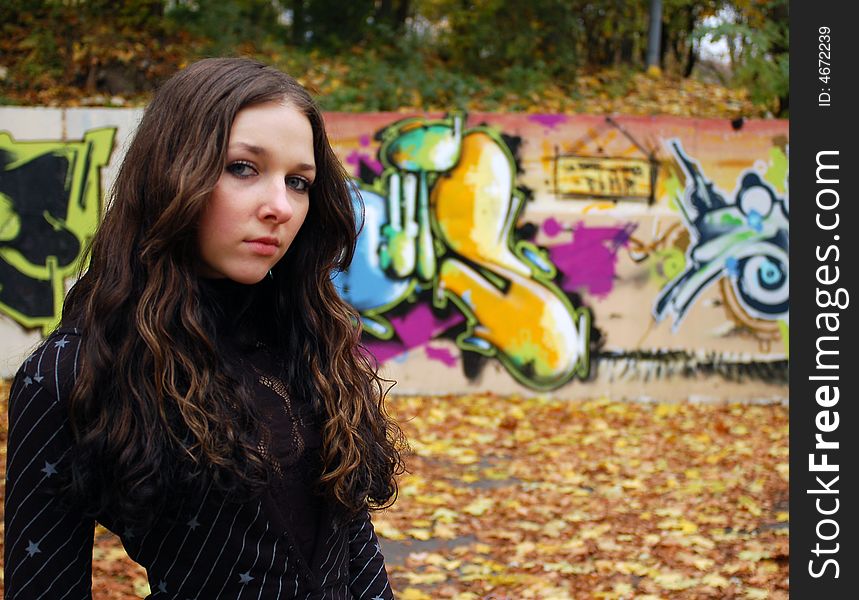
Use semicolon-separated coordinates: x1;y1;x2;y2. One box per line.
226;162;257;178
286;176;311;192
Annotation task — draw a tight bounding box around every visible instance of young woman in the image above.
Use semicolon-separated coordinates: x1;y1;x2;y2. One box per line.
4;57;404;599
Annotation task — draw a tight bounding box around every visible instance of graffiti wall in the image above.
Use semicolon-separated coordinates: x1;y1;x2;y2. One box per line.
0;108;788;401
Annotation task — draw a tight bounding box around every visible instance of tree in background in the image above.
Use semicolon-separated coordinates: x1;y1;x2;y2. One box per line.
696;0;788;115
168;0;283;53
1;0;180;100
0;0;788;116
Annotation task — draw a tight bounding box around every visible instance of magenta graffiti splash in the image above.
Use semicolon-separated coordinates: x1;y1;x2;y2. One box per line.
362;339;402;364
542;217;565;237
345;150;383;177
424;344;459;367
527;114;569;129
363;303;465;363
391;303;463;347
548;222;636;298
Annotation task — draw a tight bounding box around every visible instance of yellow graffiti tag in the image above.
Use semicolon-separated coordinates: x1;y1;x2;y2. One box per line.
432;131;530;277
431;130;590;388
556;156;652;199
438;256;590;388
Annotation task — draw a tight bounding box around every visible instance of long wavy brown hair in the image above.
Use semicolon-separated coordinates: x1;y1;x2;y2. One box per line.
62;57;404;525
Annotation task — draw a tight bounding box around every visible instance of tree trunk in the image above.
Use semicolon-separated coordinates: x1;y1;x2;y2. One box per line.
292;0;305;45
683;41;697;77
682;6;698;78
646;0;663;69
394;0;410;30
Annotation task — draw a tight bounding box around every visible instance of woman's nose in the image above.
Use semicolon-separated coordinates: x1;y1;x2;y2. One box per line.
260;178;294;223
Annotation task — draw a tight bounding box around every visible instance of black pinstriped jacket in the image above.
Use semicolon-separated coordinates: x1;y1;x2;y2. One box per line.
3;328;395;599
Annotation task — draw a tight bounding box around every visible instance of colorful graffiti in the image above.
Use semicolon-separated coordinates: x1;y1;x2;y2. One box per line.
653;140;789;337
333;114;592;390
0;107;790;395
0;128;115;334
544;220;636;299
550;116;658;204
555;154;653;200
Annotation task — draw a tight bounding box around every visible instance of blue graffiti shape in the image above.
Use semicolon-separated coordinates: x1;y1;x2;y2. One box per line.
331;185;412;339
654;140;789;329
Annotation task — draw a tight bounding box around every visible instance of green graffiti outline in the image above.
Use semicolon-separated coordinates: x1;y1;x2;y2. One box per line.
358;115;591;389
0;128;116;334
764;146;789;194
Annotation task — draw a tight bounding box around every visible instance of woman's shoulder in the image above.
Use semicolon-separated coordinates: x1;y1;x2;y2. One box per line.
13;325;85;405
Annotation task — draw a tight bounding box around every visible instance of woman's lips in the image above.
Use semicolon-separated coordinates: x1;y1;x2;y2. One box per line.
246;237;279;256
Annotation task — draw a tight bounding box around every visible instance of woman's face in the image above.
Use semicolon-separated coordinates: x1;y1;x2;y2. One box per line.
196;100;316;284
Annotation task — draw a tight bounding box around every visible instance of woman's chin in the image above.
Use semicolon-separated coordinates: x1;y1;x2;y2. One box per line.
197;268;270;286
229;271;269;285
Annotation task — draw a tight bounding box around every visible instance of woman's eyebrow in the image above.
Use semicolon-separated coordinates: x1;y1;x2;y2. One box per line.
295;163;316;174
229;143;315;173
230;141;267;156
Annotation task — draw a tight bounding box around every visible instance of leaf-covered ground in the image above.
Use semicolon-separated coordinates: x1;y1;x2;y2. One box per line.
0;384;788;598
379;394;788;599
0;36;764;119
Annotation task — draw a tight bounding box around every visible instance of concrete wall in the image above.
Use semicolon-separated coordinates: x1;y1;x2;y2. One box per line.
0;108;788;401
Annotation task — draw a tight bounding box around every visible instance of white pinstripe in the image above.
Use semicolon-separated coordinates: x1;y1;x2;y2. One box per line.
150;482;211;577
320;534;346;586
6;385;47;443
6;405;64;470
349;546;380;584
53;337;65;400
5;433;66;511
316;526;339;571
236;520;269;600
71;333;81;379
33;538;90;600
33;338;50;379
349;536;370;564
8;488;79;574
348;520;367;543
10;519;90;597
8;370;33;405
5;494;59;558
359;563;386;599
51;569;89;600
255;533;279;600
275;551;289;599
211;501;263;597
172;495;231;596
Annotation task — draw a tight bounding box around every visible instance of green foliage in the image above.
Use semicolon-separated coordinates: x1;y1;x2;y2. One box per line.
295;35;485;112
698;0;789;115
422;0;581;85
303;0;376;49
1;0;177;99
1;0;788;115
167;0;285;53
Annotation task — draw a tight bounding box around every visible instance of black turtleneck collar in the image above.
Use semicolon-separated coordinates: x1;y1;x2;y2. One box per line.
198;277;261;345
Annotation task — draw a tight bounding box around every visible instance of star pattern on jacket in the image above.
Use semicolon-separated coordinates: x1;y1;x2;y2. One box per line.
25;541;41;557
4;327;396;600
40;460;58;477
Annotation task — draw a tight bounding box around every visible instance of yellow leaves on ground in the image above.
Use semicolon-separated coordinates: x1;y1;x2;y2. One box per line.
0;384;789;598
462;497;494;517
379;395;789;599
